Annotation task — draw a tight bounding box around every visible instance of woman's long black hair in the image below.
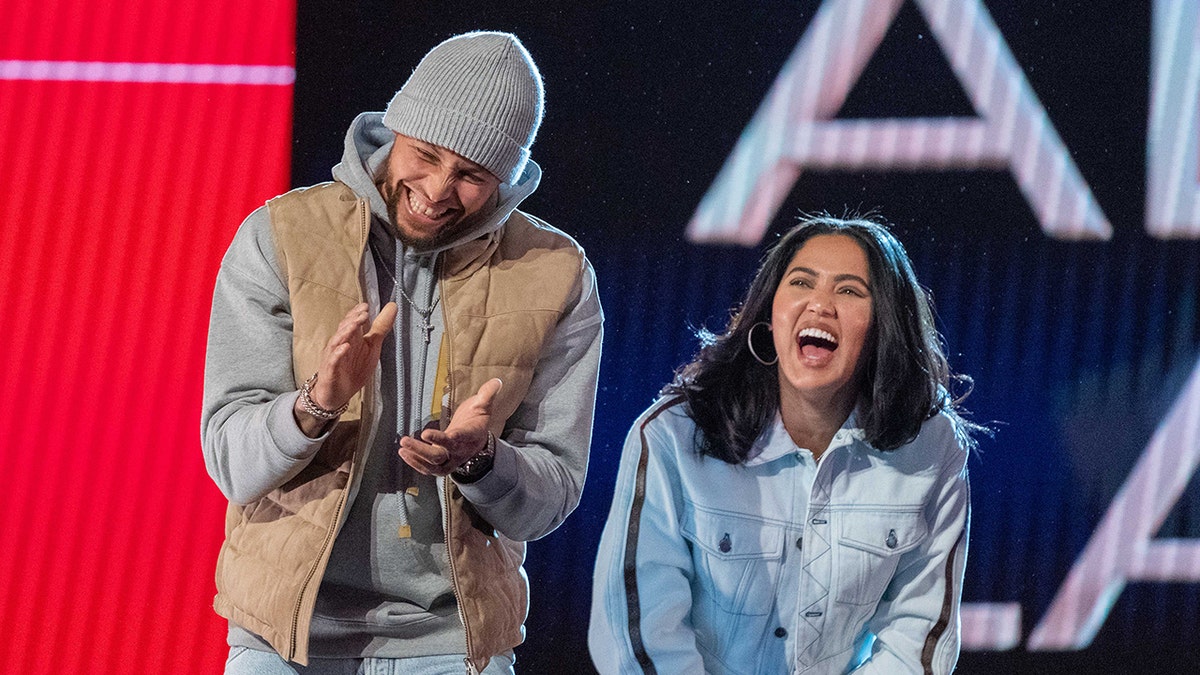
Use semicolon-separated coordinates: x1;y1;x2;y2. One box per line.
663;214;982;463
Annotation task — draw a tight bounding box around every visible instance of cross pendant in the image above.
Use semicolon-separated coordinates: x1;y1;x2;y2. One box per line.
420;317;433;344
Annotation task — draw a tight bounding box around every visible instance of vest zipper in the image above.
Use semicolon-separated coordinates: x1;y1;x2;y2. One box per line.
438;280;477;670
443;477;473;660
288;489;351;661
443;480;475;669
287;198;372;661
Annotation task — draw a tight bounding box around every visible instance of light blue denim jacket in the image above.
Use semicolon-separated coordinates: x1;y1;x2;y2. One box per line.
589;397;970;674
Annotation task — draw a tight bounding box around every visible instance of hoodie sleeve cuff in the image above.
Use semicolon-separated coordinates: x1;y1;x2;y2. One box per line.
267;390;330;460
453;436;518;505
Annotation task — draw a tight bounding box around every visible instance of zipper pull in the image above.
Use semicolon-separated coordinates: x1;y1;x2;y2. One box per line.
464;657;480;675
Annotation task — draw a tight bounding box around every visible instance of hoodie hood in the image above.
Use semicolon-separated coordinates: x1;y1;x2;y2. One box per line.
331;112;542;256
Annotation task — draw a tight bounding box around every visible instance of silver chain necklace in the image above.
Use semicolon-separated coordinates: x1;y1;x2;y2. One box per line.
371;241;440;344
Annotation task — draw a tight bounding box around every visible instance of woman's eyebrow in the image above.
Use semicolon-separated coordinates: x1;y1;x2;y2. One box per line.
834;273;870;287
788;266;869;287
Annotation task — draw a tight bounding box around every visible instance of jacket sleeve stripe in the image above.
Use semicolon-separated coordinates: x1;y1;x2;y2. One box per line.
621;397;683;674
921;528;965;675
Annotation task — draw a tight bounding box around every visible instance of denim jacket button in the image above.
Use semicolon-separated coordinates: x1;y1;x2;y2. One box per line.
795;537;803;550
774;627;787;638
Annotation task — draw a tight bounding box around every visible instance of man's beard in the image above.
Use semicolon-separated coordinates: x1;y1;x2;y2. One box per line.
377;166;492;251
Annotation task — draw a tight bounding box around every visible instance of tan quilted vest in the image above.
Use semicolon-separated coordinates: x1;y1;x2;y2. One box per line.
212;181;584;668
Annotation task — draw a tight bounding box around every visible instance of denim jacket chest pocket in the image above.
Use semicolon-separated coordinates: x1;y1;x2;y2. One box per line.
833;509;927;606
681;506;787;616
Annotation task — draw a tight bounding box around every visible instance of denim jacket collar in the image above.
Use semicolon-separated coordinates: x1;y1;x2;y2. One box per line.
744;410;865;467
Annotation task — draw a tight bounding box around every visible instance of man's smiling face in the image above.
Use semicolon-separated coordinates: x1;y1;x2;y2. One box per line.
378;134;501;248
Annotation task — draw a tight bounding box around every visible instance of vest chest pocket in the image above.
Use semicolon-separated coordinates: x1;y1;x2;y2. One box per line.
834;510;927;606
681;507;785;616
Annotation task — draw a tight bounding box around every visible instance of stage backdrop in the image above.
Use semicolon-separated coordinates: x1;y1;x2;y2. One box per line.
3;1;1199;673
0;0;294;672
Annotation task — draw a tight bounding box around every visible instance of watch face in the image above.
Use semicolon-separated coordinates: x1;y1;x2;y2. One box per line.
454;432;496;482
454;455;493;482
468;453;495;474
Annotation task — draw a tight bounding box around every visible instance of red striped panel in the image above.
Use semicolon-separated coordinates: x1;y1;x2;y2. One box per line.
0;2;294;673
0;0;294;64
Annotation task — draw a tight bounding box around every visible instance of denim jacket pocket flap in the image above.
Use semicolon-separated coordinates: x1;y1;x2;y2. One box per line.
682;507;785;561
838;510;926;557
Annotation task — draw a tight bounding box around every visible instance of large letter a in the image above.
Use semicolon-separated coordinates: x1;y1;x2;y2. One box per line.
686;0;1110;245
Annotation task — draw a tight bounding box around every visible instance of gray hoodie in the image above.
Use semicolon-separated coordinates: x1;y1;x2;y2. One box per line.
202;112;603;658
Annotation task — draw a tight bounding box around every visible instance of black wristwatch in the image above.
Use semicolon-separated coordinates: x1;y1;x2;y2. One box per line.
453;432;496;483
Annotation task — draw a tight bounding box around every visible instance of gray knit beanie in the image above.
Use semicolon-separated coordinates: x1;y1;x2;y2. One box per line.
383;31;544;185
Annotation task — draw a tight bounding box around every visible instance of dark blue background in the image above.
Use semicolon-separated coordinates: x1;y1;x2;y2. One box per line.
293;2;1200;672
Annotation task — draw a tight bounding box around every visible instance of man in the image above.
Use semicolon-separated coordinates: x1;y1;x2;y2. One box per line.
202;31;602;674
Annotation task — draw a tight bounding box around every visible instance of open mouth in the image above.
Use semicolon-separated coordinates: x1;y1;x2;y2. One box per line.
406;189;452;221
797;327;838;358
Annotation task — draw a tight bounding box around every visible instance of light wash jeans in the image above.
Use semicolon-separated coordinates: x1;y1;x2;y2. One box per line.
224;647;516;675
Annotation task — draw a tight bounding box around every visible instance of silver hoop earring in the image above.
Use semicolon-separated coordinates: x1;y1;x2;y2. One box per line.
747;321;778;366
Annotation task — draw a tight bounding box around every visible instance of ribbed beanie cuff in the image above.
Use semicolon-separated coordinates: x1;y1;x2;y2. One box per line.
384;32;543;184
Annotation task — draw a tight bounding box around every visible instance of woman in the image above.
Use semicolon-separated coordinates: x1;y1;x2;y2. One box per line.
589;215;980;674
